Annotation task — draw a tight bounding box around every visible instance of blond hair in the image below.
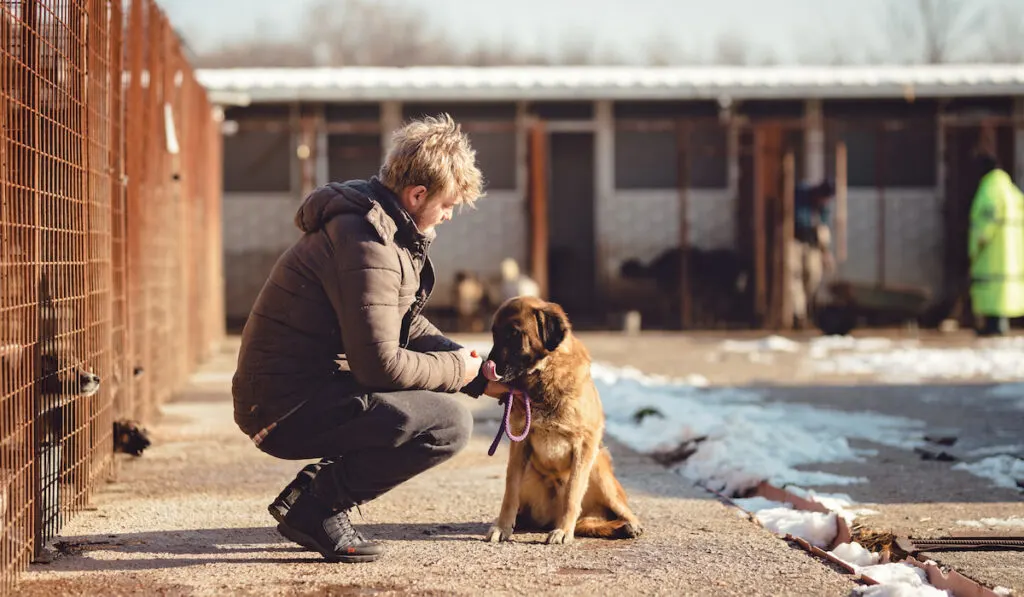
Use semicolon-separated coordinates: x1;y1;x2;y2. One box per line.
379;113;485;207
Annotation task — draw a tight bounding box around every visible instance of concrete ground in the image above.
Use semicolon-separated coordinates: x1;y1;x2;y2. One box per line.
564;330;1024;595
17;330;1024;595
17;337;858;597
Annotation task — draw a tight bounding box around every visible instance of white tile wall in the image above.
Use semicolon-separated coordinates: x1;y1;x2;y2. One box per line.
427;190;528;307
597;189;735;279
836;188;944;293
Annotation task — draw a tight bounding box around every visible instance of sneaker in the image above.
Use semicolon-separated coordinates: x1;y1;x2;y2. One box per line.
268;461;330;524
276;492;384;563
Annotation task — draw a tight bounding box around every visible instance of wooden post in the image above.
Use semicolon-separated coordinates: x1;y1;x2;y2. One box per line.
754;124;783;328
527;121;549;299
676;120;692;329
780;151;796;330
876;128;887;288
835;142;848;264
752;128;767;326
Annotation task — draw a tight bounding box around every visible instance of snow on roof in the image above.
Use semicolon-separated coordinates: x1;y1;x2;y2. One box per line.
195;65;1024;105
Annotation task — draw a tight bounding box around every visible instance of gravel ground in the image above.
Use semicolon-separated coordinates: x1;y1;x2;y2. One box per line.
16;338;859;597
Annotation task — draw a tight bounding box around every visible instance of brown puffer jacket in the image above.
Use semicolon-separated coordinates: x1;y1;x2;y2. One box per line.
231;177;485;438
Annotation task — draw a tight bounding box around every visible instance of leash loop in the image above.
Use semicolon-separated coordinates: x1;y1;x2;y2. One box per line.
487;390;531;456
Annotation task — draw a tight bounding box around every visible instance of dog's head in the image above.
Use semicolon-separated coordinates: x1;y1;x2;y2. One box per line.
41;352;101;398
483;296;570;384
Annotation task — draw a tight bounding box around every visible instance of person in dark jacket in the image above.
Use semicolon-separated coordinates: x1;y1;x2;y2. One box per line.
232;114;511;563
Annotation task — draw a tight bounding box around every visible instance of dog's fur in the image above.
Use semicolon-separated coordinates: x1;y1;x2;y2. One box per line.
483;296;642;544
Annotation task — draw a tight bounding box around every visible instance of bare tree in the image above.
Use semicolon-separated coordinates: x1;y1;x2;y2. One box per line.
883;0;987;64
643;29;693;67
712;31;750;65
981;0;1024;62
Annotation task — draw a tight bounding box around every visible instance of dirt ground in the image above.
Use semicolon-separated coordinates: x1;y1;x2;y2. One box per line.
15;330;1024;596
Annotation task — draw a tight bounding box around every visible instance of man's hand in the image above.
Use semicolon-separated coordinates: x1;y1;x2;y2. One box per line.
459;349;483;386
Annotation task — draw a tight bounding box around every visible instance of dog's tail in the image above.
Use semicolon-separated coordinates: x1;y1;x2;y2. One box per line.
574;516;640;539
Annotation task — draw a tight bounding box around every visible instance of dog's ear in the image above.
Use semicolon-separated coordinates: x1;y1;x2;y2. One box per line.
535;305;567;352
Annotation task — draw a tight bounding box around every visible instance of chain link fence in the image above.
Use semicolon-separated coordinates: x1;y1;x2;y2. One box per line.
0;0;224;590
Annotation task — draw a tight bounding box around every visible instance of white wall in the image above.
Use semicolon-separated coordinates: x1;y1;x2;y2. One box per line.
222;192;299;320
597;188;735;281
427;189;528;308
836;188;944;293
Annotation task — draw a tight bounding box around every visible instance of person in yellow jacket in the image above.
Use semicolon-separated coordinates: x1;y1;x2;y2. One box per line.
969;154;1024;336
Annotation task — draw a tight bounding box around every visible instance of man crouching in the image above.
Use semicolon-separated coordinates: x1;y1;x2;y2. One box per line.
232;114;512;562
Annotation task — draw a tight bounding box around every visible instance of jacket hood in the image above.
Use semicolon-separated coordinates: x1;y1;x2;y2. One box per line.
293;178;434;250
294;180;377;233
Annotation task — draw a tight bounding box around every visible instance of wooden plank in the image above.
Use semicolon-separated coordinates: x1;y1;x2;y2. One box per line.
835;142;847;264
527;120;549;299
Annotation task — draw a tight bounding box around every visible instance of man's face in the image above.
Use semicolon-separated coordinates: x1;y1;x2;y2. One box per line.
401;185;457;234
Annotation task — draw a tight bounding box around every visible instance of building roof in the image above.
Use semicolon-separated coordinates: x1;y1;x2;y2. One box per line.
195;65;1024;105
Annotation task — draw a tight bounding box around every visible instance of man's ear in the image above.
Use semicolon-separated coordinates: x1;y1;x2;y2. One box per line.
400;184;429;210
535;305;567;352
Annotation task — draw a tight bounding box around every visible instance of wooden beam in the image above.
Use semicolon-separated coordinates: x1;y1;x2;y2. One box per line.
780;151;795;331
835;142;848;264
527;121;549;299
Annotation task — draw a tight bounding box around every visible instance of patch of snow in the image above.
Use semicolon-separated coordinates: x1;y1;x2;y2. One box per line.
731;497;791;513
994;586;1015;596
785;486;881;523
808;336;911;359
594;362;926;495
719;335;801;354
986;384;1024;410
854;564;950;597
952;455;1024;491
753;507;838;549
829;541;880;568
966;444;1024;458
955;516;1024;529
813;341;1024;383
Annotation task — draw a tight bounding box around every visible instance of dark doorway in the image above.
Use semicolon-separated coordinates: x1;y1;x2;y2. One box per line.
546;132;596;323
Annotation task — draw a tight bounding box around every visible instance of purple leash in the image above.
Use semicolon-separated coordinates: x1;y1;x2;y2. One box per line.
487;389;531;456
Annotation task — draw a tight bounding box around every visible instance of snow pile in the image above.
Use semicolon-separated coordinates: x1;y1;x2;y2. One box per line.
730;490;947;597
853;564;950;597
829;541;880;567
593;362;926;495
785;486;880;524
956;516;1024;529
731;497;839;550
812;343;1024;382
731;496;790;513
719;335;801;354
967;444;1024;458
808;336;911;359
710;333;1024;383
753;507;838;549
986;384;1024;411
952;455;1024;491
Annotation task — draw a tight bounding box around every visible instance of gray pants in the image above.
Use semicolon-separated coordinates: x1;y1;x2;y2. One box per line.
257;389;474;509
788;239;824;324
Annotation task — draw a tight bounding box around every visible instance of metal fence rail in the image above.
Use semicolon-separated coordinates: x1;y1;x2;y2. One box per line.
0;0;224;591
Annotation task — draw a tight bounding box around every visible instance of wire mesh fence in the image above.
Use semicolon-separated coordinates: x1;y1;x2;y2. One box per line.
0;0;224;591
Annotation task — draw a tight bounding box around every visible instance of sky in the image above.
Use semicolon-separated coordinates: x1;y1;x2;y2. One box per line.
158;0;901;64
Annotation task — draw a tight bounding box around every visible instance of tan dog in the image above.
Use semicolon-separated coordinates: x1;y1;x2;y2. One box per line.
482;296;642;544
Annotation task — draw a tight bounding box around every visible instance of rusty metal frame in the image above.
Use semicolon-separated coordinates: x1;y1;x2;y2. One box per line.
0;0;223;589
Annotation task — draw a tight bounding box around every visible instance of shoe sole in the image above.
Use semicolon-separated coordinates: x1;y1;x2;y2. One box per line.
275;522;382;563
268;504;288;526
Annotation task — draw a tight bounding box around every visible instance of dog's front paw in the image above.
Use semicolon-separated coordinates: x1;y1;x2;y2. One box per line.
485;525;513;543
545;528;574;545
622;521;644;538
